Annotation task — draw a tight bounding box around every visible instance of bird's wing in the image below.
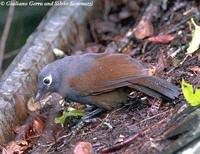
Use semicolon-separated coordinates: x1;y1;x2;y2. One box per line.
69;53;150;96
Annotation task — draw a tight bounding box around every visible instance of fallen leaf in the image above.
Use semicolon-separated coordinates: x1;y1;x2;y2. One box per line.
73;142;93;154
27;97;41;111
156;52;168;72
181;79;200;106
32;116;45;134
13;116;45;143
190;66;200;74
134;19;154;39
187;18;200;54
2;140;29;154
55;107;85;127
147;34;175;44
23;116;45;140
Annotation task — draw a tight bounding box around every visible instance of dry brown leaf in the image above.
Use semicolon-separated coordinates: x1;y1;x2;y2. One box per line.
32;116;45;134
73;142;93;154
27;97;41;112
134;19;154;39
156;52;168;73
13;116;45;141
20;123;33;140
2;140;29;154
190;66;200;74
147;34;175;44
24;116;45;140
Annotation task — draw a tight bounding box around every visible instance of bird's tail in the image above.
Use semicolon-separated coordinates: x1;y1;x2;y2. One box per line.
128;76;180;100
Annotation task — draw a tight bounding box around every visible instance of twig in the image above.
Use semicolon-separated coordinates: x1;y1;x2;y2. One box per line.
101;131;142;153
169;45;187;58
0;0;15;74
138;109;171;124
100;117;168;153
160;15;196;35
4;48;20;60
167;54;189;74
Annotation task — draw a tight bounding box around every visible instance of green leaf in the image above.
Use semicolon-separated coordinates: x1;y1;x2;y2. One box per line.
55;111;68;127
187;18;200;54
55;107;85;127
181;79;200;106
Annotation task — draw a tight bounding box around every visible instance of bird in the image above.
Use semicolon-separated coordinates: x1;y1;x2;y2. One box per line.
35;52;179;111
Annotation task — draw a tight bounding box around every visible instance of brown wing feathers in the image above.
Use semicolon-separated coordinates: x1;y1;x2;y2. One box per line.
70;54;178;100
70;54;148;93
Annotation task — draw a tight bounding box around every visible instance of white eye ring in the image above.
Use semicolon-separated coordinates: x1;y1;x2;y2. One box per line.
43;75;52;86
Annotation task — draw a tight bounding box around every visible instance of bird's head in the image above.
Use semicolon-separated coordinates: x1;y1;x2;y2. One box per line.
35;63;61;102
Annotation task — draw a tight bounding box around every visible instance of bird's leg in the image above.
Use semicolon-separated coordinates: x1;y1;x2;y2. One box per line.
85;104;97;112
71;108;105;135
83;107;105;120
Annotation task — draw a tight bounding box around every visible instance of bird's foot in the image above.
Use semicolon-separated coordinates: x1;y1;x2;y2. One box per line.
71;108;105;136
84;104;97;112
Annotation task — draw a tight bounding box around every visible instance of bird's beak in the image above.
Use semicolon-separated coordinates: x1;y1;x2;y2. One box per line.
34;91;42;102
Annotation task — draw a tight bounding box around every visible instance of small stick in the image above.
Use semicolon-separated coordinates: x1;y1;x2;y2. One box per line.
101;131;142;153
4;48;20;60
100;117;167;153
0;0;15;74
167;54;189;74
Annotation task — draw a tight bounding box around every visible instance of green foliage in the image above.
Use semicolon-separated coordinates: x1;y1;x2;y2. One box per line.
187;18;200;54
55;107;85;127
181;79;200;106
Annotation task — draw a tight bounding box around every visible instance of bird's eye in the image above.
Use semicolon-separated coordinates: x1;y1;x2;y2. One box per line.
43;75;52;86
43;78;50;84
